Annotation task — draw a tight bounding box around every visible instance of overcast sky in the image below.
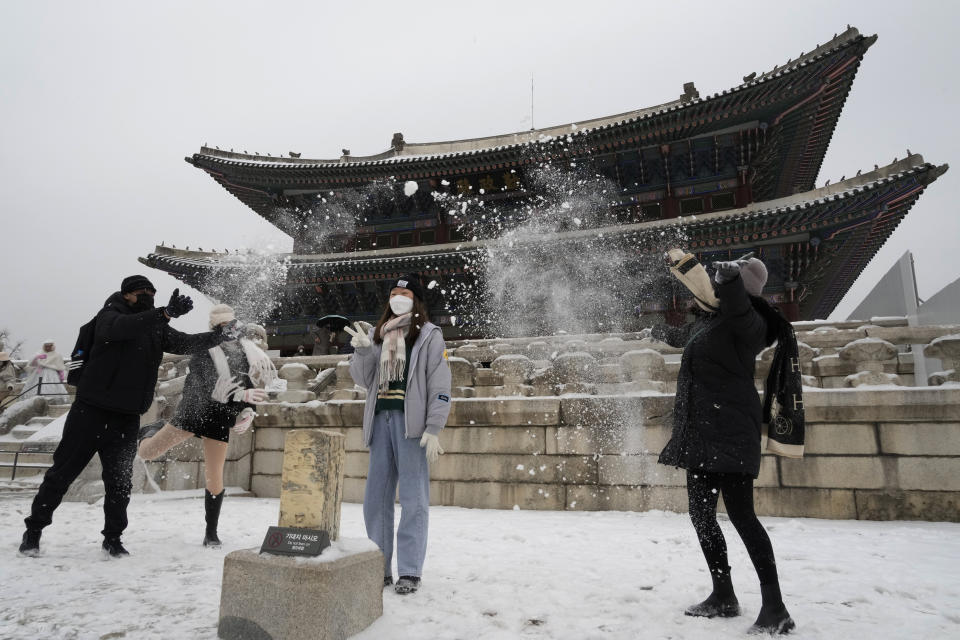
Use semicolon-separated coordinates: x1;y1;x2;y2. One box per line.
2;0;958;356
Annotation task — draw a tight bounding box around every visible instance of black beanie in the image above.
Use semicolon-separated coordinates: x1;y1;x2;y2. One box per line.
121;275;156;294
391;273;426;302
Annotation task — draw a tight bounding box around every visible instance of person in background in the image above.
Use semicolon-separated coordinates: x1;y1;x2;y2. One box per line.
654;250;796;635
312;325;333;355
137;304;275;547
22;340;68;402
0;351;20;408
345;273;451;595
18;276;227;559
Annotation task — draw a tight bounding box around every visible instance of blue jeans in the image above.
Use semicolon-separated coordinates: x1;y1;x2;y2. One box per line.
363;410;430;578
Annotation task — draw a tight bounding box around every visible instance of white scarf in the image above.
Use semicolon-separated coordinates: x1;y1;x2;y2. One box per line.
209;338;277;402
378;313;412;393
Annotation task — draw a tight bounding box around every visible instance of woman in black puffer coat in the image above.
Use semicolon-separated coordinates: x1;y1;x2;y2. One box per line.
137;306;275;547
654;250;795;635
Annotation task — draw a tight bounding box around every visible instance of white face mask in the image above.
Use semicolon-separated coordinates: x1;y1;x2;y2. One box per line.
389;295;414;315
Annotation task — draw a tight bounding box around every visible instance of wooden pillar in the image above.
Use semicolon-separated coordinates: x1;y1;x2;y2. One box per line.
278;429;345;540
777;301;800;322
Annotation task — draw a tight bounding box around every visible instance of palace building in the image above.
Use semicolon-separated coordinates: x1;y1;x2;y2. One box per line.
141;27;947;352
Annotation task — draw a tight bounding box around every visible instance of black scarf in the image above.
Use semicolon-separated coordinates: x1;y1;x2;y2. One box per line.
752;297;805;457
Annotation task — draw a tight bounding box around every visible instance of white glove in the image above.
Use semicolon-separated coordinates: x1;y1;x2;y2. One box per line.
232;408;256;434
211;375;244;403
342;321;372;349
665;248;686;264
419;432;444;464
712;251;755;285
232;388;268;404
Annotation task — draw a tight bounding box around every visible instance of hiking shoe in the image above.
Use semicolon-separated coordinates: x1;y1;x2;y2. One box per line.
394;576;420;595
102;537;130;558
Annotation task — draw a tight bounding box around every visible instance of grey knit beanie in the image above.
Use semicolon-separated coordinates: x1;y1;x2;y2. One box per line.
740;258;768;296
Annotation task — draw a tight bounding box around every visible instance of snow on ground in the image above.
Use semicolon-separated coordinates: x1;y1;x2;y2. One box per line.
1;493;959;639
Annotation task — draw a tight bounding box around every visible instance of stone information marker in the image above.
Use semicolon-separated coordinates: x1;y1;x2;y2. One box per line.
218;429;383;640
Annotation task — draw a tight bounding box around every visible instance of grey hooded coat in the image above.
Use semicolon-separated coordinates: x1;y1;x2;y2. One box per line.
349;321;452;447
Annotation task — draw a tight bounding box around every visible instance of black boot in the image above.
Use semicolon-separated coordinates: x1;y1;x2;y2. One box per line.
685;567;740;618
18;529;41;557
137;420;164;444
203;489;224;547
102;537;130;557
748;582;795;634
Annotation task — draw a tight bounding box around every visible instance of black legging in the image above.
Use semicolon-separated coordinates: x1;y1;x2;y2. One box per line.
686;470;779;586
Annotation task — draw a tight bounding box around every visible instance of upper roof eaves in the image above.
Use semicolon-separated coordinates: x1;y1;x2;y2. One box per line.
192;27;871;172
153;154;943;268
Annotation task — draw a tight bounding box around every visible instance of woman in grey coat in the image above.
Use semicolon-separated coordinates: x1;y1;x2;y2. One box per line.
345;273;452;595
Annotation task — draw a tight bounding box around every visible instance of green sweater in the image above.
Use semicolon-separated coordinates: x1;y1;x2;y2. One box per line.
374;344;411;413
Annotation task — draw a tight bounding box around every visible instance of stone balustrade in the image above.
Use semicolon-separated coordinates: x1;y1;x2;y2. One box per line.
925;334;960;385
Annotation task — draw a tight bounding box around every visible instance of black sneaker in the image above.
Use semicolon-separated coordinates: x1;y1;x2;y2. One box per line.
394;576;420;595
383;576;394;588
18;529;41;557
102;537;130;558
137;421;164;444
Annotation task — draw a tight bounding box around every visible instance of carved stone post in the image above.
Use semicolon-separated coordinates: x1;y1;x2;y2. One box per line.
279;429;345;540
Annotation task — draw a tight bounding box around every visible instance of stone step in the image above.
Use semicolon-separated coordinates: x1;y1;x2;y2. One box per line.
47;404;72;417
0;465;47;480
26;416;55;426
9;424;42;440
0;452;54;465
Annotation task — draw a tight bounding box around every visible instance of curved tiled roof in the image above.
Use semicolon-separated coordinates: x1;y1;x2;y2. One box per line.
143;155;947;320
187;27;876;232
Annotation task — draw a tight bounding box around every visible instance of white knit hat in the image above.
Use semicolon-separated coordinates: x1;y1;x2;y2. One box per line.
209;304;236;328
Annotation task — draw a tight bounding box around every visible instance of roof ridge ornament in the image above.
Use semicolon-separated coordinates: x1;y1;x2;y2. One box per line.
680;82;699;104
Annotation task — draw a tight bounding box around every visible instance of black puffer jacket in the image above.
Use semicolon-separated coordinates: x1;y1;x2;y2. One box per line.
172;341;254;433
77;292;221;415
655;277;772;478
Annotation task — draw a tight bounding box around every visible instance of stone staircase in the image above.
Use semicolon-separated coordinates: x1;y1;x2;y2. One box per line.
47;404;71;418
9;416;55;440
0;444;56;480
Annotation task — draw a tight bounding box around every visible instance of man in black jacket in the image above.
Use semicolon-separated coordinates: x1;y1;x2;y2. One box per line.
19;275;226;558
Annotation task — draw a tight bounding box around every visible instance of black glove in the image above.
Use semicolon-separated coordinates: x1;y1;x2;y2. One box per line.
215;319;242;341
165;288;194;318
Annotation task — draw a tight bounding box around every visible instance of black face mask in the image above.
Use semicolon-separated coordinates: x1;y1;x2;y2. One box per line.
132;293;155;311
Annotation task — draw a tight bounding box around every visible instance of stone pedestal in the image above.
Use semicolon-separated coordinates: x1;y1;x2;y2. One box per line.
218;427;381;639
218;548;383;640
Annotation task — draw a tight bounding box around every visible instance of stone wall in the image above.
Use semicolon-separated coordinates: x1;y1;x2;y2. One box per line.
247;388;960;522
127;318;960;521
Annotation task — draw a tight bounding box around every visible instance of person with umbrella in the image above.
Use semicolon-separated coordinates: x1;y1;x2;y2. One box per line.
313;315;349;355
